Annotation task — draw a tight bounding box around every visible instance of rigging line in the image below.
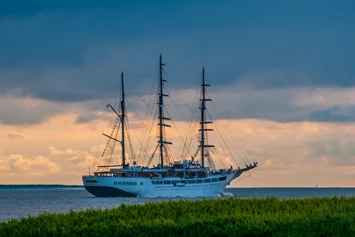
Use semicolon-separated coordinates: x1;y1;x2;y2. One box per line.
183;83;200;114
210;130;230;166
137;83;159;163
229;130;251;165
161;72;200;118
144;97;158;145
182;96;204;157
112;74;122;115
210;146;227;168
101;117;120;158
125;116;137;162
163;145;173;164
205;90;252;163
164;107;194;159
180;89;202;158
109;120;121;165
167;145;175;163
204;128;220;169
162;68;198;106
231;125;253;162
221;128;248;163
206;110;241;167
219;118;251;164
138;108;158;165
125;100;145;145
139;95;158;153
101;144;112;170
146;143;159;167
162;89;194;109
209;145;228;168
139;93;157;146
205;151;216;170
181;124;199;159
193;147;199;160
139;60;159;147
124;100;142;114
126;75;146;94
182;120;200;159
163;85;198;146
94;74;123;169
103;121;121;167
93;105;111;169
208;119;239;167
139;60;160;155
207;96;251;164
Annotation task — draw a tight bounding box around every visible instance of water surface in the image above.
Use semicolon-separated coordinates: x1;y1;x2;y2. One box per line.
1;185;354;222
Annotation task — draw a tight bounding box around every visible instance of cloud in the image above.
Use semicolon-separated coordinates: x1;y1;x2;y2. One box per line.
6;131;26;140
3;80;355;127
308;106;355;122
0;94;70;125
65;151;96;168
0;153;60;173
48;146;80;155
204;86;355;123
74;111;106;124
0;111;355;186
304;139;355;166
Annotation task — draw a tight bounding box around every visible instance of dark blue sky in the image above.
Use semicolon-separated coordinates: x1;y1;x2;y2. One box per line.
1;1;354;82
1;0;355;123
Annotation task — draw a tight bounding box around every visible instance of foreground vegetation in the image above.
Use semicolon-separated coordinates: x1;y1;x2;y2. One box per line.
1;197;355;237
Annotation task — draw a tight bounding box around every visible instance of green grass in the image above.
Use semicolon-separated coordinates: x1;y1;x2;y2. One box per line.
1;197;355;236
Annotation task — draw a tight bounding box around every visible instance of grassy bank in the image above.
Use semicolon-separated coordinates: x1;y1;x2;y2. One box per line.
1;197;354;236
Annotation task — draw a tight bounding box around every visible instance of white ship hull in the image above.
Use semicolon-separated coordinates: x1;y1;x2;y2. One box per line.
82;172;237;198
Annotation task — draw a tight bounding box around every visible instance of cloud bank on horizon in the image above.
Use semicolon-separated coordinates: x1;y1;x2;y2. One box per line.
0;1;355;186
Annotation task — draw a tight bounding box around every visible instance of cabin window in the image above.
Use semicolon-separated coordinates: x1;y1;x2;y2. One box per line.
152;181;156;185
156;181;163;185
188;180;195;184
196;180;203;183
164;180;171;184
204;179;211;183
212;178;217;182
140;182;143;185
219;177;227;181
134;182;137;185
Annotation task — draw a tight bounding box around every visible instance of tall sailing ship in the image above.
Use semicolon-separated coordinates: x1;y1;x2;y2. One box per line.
82;55;257;197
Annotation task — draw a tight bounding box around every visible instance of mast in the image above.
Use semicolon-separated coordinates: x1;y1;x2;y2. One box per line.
121;71;126;168
158;54;172;167
199;67;213;167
